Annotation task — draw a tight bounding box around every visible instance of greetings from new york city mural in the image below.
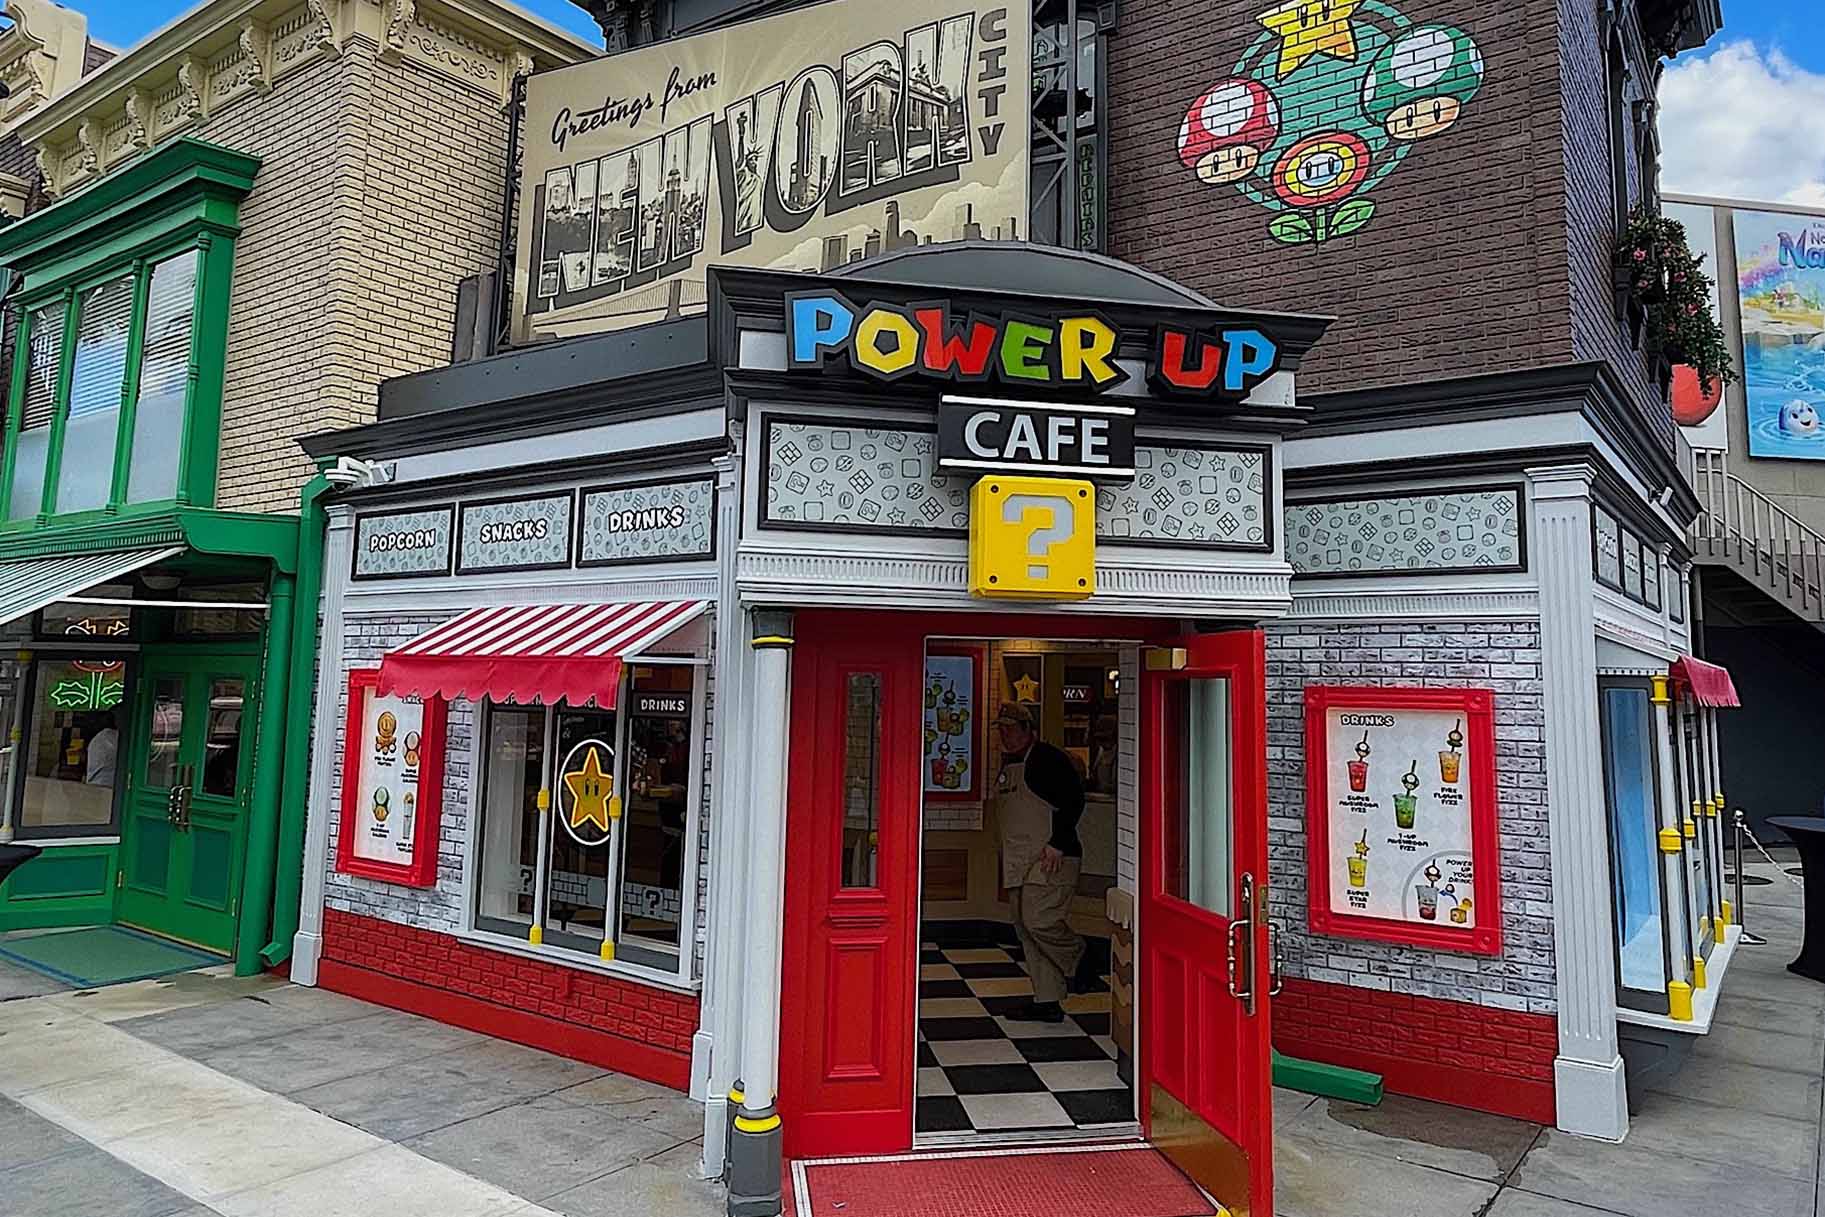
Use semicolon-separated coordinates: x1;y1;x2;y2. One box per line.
514;0;1032;338
1176;0;1485;248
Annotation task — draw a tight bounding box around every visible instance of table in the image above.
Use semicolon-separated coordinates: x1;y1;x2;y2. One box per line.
1767;817;1825;982
0;843;42;887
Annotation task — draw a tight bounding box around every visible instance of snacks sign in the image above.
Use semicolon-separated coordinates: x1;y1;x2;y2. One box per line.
515;0;1032;338
1303;686;1502;956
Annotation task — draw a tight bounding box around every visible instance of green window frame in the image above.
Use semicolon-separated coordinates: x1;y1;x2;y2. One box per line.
0;138;257;531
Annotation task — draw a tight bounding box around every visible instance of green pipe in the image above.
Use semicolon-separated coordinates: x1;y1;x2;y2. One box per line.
1272;1049;1383;1106
234;567;295;976
261;468;331;968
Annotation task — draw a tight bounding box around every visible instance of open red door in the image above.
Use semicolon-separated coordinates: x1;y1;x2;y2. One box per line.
778;611;923;1157
1140;629;1274;1217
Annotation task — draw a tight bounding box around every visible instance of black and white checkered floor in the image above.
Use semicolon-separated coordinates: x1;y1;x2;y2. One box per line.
916;938;1133;1135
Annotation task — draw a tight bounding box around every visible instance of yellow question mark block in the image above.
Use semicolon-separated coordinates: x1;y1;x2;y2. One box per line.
969;476;1096;601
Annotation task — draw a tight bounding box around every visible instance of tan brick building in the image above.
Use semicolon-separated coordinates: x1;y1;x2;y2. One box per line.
0;0;592;978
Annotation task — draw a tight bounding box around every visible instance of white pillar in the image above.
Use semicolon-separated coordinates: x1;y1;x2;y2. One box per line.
291;506;354;986
728;608;793;1217
1651;676;1694;1017
0;648;31;843
1529;465;1628;1141
700;443;751;1173
1703;706;1730;928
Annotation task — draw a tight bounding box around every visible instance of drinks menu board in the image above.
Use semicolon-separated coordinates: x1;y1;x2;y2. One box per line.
336;668;447;888
1303;686;1502;956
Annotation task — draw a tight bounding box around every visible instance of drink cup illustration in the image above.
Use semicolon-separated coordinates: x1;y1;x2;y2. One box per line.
1393;761;1420;828
1417;863;1443;920
1348;730;1371;791
1347;832;1369;888
1439;719;1464;784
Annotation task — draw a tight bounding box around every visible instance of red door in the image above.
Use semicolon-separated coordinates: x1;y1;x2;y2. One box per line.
1141;629;1275;1217
779;612;923;1157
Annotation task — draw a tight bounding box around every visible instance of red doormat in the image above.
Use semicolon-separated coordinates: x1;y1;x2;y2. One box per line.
787;1144;1220;1217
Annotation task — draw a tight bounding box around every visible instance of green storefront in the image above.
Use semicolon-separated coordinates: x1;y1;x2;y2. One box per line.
0;140;320;976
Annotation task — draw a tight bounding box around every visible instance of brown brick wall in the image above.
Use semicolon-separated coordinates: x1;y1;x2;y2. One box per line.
1104;0;1677;451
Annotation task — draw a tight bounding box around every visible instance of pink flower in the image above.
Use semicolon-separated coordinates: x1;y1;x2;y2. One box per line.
1686;303;1698;315
1633;249;1647;262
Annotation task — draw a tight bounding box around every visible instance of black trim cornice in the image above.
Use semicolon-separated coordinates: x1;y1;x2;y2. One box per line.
1298;361;1701;526
324;438;729;509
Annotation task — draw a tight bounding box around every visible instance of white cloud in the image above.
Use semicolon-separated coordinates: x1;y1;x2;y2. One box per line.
1658;41;1825;206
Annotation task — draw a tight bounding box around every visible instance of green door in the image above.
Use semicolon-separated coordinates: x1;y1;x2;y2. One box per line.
117;651;259;953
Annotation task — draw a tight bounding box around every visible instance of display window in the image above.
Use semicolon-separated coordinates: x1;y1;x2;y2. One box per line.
1598;679;1672;1010
469;659;703;982
11;655;130;838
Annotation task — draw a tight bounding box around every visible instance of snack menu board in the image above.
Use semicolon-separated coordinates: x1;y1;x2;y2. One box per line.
1303;686;1502;956
336;669;447;887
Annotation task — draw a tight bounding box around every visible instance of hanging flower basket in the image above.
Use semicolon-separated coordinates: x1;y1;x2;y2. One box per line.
1613;209;1737;394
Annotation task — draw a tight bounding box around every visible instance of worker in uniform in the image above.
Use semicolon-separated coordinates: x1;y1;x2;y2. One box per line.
992;702;1090;1022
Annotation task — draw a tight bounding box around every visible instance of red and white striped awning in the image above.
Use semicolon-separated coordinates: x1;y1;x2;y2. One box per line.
377;600;709;706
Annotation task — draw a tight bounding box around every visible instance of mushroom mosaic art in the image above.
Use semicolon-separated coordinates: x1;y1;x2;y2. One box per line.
1176;1;1486;247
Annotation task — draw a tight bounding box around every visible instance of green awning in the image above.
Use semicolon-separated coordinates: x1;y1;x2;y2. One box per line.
0;546;183;630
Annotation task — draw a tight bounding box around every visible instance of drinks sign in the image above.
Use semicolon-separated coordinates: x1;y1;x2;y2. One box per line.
514;0;1032;339
1302;686;1501;956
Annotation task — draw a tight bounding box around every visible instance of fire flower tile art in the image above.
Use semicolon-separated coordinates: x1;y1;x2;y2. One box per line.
1178;0;1485;247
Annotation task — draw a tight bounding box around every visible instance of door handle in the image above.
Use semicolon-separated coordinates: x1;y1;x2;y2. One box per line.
1227;872;1257;1016
1266;919;1285;997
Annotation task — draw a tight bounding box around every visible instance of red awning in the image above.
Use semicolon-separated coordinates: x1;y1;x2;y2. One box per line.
1670;655;1740;708
377;600;709;706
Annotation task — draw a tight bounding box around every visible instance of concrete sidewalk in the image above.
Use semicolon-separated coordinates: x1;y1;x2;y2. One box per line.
1275;852;1825;1217
0;854;1817;1216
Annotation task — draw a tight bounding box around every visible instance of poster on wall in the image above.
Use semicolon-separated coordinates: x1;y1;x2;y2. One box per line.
514;0;1031;340
924;647;982;799
336;669;447;887
1735;207;1825;461
1303;686;1502;956
1663;200;1728;451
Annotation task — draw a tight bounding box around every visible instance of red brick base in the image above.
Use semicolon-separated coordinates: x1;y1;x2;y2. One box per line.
319;908;697;1091
1273;978;1557;1124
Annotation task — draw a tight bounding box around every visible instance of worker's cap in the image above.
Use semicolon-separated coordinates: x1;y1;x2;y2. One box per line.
994;702;1035;727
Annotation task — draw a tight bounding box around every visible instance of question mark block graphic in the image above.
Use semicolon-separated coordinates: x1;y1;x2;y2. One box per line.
969;476;1096;601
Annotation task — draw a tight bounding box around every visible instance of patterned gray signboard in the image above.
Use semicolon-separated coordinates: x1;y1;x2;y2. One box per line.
458;494;574;573
1593;506;1622;589
352;507;454;579
765;420;971;532
766;418;1270;549
1284;488;1523;576
1097;446;1269;548
579;479;713;564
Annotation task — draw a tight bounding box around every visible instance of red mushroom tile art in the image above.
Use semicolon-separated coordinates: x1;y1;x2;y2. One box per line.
1177;1;1485;248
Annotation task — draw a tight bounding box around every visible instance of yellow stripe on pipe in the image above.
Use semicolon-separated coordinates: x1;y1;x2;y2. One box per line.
734;1114;782;1133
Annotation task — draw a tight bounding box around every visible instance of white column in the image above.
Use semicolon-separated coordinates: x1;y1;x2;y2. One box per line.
1528;465;1628;1141
291;507;354;985
1703;706;1730;928
728;608;793;1217
699;444;751;1173
1651;676;1694;1016
0;648;31;843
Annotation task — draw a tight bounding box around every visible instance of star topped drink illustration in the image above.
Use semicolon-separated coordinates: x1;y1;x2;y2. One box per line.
1348;830;1370;888
1394;760;1420;828
1348;730;1371;791
1439;718;1463;784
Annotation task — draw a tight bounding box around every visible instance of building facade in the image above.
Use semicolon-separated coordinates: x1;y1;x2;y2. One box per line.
0;0;589;974
283;0;1742;1213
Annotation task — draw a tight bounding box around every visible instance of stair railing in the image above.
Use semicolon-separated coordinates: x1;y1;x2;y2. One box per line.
1693;447;1825;619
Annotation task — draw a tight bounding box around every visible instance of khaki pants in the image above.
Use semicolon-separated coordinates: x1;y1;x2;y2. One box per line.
1010;862;1084;1004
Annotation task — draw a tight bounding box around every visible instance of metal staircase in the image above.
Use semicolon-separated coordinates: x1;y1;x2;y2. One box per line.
1692;449;1825;625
